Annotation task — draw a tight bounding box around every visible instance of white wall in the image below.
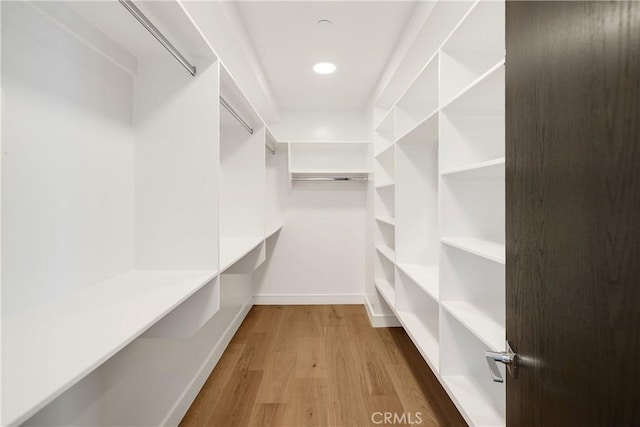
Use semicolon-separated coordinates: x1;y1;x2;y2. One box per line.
253;110;369;304
254;181;367;304
1;2;135;317
270;109;369;142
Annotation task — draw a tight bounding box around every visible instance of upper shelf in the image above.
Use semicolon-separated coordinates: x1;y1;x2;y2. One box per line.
61;0;217;73
440;0;505;105
374;107;395;136
289;142;370;173
395;53;439;140
2;269;217;426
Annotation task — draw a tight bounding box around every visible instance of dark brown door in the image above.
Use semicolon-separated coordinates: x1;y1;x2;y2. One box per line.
506;2;640;425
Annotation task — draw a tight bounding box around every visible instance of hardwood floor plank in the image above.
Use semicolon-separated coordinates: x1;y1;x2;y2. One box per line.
295;337;328;378
283;378;336;427
252;306;285;333
231;307;261;344
248;403;287;426
326;326;370;427
179;343;246;427
203;370;263;426
235;332;272;371
254;351;297;404
181;305;465;427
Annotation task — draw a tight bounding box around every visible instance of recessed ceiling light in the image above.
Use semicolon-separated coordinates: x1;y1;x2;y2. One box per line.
313;62;336;74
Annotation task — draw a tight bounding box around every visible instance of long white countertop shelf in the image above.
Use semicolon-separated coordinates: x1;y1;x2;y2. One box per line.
2;269;218;426
219;236;265;272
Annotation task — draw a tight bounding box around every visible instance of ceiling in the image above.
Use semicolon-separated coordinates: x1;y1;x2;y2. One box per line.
233;1;418;111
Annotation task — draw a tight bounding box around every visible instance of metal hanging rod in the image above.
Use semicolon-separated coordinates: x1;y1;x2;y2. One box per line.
292;177;369;182
119;0;196;76
220;97;254;135
119;1;260;141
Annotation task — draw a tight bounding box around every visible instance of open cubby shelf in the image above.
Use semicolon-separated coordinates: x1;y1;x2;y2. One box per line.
375;279;396;308
396;264;439;301
371;1;505;424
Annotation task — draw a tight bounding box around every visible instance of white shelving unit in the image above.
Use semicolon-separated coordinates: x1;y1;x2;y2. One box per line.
1;2;289;425
370;0;506;425
1;2;223;424
288;141;371;181
395;53;439;140
219;68;266;272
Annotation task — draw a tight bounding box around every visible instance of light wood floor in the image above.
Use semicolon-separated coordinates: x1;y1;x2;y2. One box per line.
180;305;466;427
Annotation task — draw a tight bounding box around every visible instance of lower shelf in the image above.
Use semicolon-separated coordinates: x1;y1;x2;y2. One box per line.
374;279;395;308
442;375;505;427
375;244;395;263
396;264;439;301
2;269;218;426
441;301;505;351
396;311;439;371
220;236;265;272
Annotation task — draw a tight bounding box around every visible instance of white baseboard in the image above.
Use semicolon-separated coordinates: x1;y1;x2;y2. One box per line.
364;295;401;328
252;293;365;305
162;297;253;426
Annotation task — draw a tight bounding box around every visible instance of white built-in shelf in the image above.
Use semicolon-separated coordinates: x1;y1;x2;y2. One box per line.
375;244;395;264
289;170;371;176
375;279;396;308
395;52;439;139
2;269;218;426
441;59;505;113
375;142;394;160
441;301;505;351
441;237;505;264
266;224;283;239
397;311;440;370
376;216;396;227
375;181;395;190
219;236;265;272
442;375;505;427
440;0;505;105
439;61;504;172
289;142;370;176
396;264;439;301
374;107;395;135
396;109;439;145
441;158;505;178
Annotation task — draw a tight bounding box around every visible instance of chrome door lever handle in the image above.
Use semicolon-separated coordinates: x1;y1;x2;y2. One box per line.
484;341;518;383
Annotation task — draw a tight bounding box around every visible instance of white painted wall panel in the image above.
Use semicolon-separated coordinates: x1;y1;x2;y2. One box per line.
1;2;135;317
254;183;366;302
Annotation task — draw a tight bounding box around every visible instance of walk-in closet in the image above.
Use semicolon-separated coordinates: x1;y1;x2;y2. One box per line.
3;1;639;426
